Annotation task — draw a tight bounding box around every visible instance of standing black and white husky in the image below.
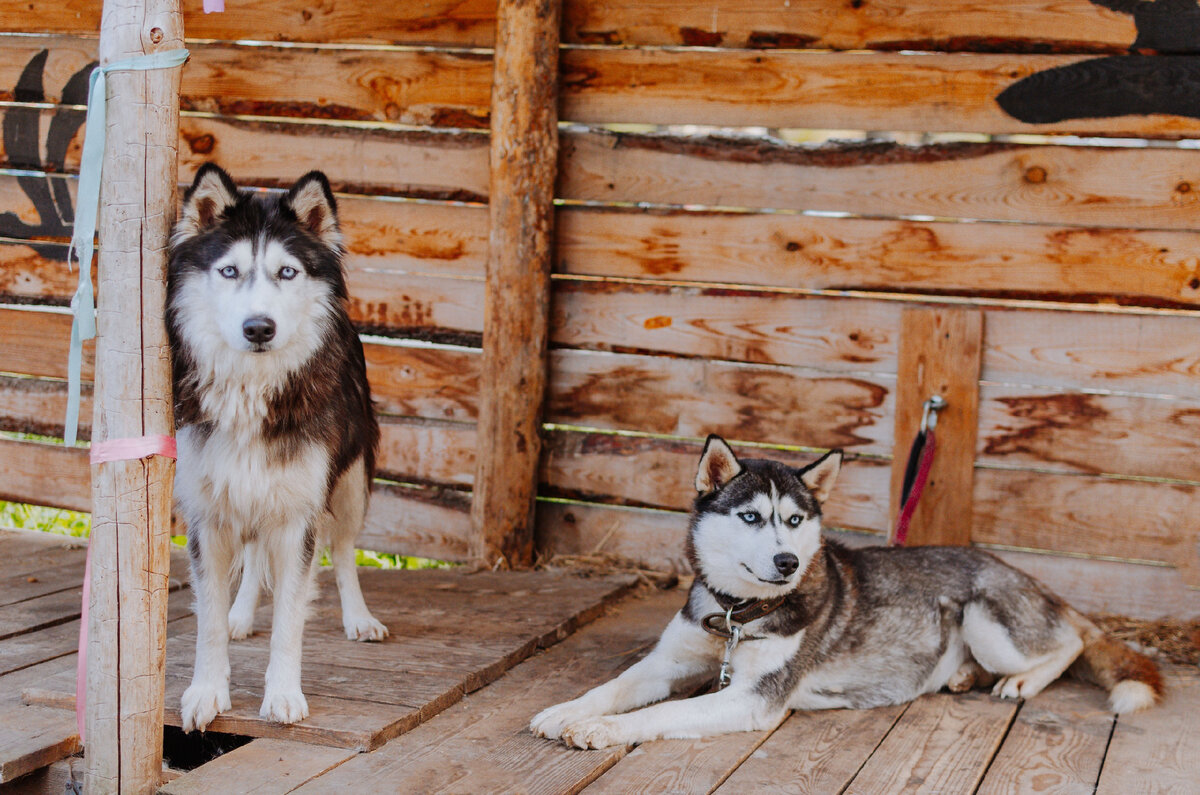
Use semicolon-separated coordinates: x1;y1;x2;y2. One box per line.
532;435;1163;748
168;163;387;731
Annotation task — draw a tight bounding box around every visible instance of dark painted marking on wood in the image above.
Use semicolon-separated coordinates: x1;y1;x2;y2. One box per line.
998;0;1200;123
0;51;92;258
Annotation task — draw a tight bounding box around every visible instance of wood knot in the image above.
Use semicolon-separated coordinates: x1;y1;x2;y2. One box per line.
188;134;215;155
301;8;313;21
149;27;164;44
785;241;801;252
1189;277;1200;290
1023;166;1047;184
1177;181;1192;194
384;103;401;121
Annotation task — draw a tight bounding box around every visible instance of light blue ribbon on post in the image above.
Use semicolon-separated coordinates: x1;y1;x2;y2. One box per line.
65;48;188;447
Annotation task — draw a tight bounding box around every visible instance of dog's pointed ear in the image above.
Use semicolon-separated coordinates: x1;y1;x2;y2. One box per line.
696;434;743;494
798;450;843;504
286;171;342;251
174;162;238;243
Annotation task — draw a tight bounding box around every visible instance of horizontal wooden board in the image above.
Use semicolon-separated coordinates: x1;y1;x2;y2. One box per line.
2;0;498;46
4;0;1149;53
11;196;1200;310
555;206;1200;309
12;37;1200;136
0;37;493;128
560;131;1200;229
561;49;1200;137
563;0;1139;52
11;111;1200;228
0;438;90;513
974;468;1200;573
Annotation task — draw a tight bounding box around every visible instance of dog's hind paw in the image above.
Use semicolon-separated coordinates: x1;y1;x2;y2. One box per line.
260;689;309;724
227;609;255;640
560;716;627;750
343;613;389;642
181;682;231;733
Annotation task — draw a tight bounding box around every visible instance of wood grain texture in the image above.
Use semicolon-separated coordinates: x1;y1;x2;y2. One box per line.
0;438;91;513
990;548;1200;620
0;36;493;127
554;206;1200;309
158;739;356;795
844;691;1017;794
559;130;1200;229
290;588;680;794
563;0;1139;51
1096;665;1200;794
977;680;1114;795
0;703;81;783
3;0;498;46
85;2;182;790
973;468;1200;574
889;307;983;546
561;48;1200;137
587;711;788;794
469;0;561;569
15;112;1200;228
715;704;907;794
18;37;1200;137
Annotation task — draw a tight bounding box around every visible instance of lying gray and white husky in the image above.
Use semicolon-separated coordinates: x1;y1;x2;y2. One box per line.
532;435;1162;748
168;164;387;731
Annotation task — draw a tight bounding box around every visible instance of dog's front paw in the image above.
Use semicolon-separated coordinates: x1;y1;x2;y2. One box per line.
560;716;628;750
343;612;389;642
530;698;599;740
260;688;309;724
181;681;231;733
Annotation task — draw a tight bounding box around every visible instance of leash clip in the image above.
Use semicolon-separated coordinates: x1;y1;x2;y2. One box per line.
716;604;743;690
920;395;946;433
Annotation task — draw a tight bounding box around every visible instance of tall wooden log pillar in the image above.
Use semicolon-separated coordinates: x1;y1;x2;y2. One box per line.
888;307;984;547
470;0;561;569
85;0;182;791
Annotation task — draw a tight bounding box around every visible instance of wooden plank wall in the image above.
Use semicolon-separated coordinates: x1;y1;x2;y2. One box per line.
1;0;1198;596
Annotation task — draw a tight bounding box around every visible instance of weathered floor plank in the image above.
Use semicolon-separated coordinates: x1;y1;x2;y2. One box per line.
158;738;357;795
292;590;683;794
844;690;1018;794
1096;665;1200;795
715;703;908;794
977;679;1114;795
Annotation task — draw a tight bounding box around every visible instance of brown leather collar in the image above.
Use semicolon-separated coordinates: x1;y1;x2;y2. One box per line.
700;595;787;638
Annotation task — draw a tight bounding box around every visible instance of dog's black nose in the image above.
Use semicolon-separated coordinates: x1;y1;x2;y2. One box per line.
774;552;799;577
243;317;276;345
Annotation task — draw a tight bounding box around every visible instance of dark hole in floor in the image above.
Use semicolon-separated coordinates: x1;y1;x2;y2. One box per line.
162;725;254;771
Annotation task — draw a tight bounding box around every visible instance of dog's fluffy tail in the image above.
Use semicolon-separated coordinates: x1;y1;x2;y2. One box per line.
1070;629;1164;714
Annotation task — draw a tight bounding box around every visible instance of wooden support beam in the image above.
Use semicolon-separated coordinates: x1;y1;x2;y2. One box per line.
85;1;181;792
888;307;983;547
470;0;561;569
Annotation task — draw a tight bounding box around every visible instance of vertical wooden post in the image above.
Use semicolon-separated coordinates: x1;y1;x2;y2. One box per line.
888;307;983;547
85;0;181;792
470;0;561;569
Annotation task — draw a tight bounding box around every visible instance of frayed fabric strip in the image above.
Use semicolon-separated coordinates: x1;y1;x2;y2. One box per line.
89;434;177;464
63;47;189;448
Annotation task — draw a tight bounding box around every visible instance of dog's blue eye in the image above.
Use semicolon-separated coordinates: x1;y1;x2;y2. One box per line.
739;511;761;524
788;515;804;527
279;266;298;280
218;265;238;279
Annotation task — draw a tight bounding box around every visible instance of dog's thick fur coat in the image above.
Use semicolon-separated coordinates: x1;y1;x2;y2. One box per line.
168;164;386;731
532;435;1163;748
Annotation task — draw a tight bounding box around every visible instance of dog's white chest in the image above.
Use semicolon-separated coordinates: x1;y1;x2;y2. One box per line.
175;424;327;530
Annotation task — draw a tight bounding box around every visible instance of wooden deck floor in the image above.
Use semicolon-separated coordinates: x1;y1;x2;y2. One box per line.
1;527;1198;794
